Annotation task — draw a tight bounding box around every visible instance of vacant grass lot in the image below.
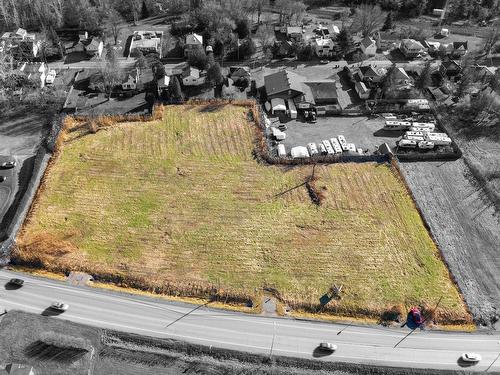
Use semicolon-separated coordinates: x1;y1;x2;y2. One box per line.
17;104;469;322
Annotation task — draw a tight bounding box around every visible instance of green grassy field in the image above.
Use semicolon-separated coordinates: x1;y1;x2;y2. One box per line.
18;104;469;321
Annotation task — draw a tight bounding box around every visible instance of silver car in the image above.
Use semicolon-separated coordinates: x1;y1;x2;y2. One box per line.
50;301;69;312
319;342;337;351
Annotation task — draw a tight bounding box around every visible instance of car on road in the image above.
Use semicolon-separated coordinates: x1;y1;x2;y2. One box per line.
319;342;337;352
50;301;69;312
45;69;57;84
1;160;16;169
0;176;6;182
7;278;24;287
319;60;329;64
460;353;481;363
410;307;423;325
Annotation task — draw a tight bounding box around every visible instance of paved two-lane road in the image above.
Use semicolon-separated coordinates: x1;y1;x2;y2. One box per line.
1;269;499;372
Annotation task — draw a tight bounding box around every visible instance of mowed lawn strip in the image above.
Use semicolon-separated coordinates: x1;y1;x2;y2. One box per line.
18;104;469;321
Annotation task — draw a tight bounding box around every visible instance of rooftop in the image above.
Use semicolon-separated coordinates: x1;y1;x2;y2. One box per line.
264;70;304;97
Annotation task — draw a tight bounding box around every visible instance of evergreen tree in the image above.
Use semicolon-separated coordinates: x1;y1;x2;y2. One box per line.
168;75;184;102
336;28;354;57
382;12;393;31
415;61;432;91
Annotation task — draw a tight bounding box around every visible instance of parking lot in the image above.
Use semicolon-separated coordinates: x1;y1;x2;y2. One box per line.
278;115;402;155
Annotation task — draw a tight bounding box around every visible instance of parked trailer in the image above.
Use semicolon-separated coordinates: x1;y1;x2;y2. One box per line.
405;131;424;137
277;144;286;157
411;122;435;131
318;143;327;155
291;146;310;159
425;135;452;145
287;99;298;119
271;127;286;140
398;139;417;148
346;143;356;152
384;121;412;130
418;141;435;149
330;138;342;153
404;135;425;142
410;126;432;133
307;142;319;156
322;140;335;155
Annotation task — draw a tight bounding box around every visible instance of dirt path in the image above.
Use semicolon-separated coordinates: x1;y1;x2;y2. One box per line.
400;159;500;326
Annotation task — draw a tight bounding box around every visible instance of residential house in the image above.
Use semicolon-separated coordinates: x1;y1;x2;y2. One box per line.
428;86;451;102
184;33;203;57
164;61;190;77
392;67;412;88
423;40;440;55
229;66;251;83
375;31;400;52
433;8;445;17
18;62;47;88
85;38;103;57
121;69;140;90
313;24;339;37
438;42;453;56
452;41;468;57
439;58;462;77
264;70;348;114
157;75;170;95
400;39;426;58
355;81;370;99
360;36;376;57
78;31;89;41
312;38;335;57
358;65;387;84
182;66;205;86
5;363;35;375
475;65;497;80
1;28;40;58
274;40;295;57
286;26;303;41
131;30;163;57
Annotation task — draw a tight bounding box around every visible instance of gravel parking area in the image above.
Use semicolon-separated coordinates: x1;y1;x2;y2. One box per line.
280;116;401;154
399;160;500;326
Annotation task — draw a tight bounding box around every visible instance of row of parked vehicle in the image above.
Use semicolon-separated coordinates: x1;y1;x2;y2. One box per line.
283;135;363;159
398;130;452;149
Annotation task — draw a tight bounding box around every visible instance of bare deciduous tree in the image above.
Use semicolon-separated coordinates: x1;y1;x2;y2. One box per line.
352;4;385;38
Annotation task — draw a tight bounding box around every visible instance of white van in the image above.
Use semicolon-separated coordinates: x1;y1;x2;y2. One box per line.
271;127;286;141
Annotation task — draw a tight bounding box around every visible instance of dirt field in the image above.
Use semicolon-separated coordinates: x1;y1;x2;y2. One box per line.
399;160;500;325
17;104;468;321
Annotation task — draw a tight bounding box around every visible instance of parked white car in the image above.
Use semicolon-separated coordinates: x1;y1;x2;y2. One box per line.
45;69;56;84
307;142;319;156
277;144;286;157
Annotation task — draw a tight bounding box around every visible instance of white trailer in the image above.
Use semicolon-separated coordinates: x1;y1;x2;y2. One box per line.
411;122;435;131
307;142;319;156
398;139;417;148
291;146;310;158
277;144;286;157
271;127;286;140
425;134;452;145
322;140;335;155
384;121;412;130
404;135;425;142
330;138;342;153
287;99;298;119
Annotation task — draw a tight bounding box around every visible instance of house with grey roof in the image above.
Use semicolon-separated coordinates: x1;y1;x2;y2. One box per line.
360;36;376;57
400;39;426;58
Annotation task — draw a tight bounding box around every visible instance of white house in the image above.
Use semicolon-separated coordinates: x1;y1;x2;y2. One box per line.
182;66;205;86
157;75;170;95
400;39;426;58
19;62;47;88
185;33;203;57
85;38;103;57
360;36;376;57
121;69;139;90
355;81;370;99
312;38;335;57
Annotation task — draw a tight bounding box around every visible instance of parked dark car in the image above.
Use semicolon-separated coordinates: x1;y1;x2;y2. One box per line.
0;176;6;182
1;161;16;169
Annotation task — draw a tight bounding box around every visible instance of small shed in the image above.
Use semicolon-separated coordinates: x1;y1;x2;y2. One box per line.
440;28;449;37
